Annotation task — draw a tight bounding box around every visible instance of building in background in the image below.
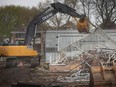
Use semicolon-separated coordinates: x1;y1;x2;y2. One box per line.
45;29;116;63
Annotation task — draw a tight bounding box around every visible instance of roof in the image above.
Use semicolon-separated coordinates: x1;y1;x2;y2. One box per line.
100;21;116;29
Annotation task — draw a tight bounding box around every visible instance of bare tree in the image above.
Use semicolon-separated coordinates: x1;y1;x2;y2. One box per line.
79;0;116;29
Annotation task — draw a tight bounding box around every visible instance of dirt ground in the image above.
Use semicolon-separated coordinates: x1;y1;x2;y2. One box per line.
0;67;68;87
0;67;116;87
0;67;92;87
0;67;35;87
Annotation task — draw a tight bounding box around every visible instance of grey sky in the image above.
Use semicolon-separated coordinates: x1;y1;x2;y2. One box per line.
0;0;46;7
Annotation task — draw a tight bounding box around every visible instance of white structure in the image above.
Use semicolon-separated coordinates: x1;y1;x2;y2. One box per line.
103;30;116;41
45;29;116;63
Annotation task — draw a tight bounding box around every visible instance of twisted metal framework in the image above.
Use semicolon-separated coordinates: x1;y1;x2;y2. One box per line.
51;28;116;83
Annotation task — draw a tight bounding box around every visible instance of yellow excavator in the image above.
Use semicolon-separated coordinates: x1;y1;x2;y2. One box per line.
0;2;89;68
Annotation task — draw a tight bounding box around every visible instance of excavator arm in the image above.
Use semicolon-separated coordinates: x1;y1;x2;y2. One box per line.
24;7;57;45
24;2;87;46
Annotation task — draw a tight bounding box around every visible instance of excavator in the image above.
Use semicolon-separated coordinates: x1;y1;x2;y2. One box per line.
0;2;89;68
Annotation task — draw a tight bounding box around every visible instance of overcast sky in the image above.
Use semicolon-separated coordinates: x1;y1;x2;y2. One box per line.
0;0;47;8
